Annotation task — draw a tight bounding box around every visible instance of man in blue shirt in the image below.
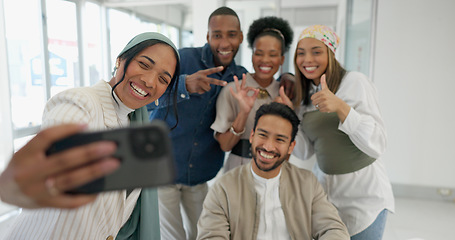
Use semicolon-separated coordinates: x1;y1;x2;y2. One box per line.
147;6;246;240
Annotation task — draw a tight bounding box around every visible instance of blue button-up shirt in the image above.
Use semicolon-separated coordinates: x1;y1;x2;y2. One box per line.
147;43;247;186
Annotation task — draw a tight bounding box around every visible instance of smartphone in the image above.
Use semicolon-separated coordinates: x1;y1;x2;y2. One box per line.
46;120;176;194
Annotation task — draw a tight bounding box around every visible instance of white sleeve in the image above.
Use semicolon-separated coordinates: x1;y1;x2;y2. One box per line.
292;128;315;160
291;106;315;160
42;89;100;130
337;72;387;159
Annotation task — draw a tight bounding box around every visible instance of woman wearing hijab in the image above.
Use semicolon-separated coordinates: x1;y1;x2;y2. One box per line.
3;32;180;240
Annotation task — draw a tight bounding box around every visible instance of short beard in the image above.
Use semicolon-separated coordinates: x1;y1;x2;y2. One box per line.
252;148;286;172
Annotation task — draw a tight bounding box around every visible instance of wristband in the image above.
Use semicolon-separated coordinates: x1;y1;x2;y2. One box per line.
230;125;245;136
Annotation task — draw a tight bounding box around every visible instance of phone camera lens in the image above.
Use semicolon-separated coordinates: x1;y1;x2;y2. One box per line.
145;143;155;153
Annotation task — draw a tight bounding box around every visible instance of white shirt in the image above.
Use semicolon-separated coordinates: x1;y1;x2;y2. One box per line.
113;90;134;127
251;168;291;240
292;71;395;235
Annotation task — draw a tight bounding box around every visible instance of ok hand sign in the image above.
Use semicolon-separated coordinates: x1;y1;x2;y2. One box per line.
229;74;259;114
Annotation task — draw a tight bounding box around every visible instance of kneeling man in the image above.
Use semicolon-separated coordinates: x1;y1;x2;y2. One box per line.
197;102;349;240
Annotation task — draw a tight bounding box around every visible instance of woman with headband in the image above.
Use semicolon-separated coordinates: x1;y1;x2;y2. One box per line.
211;16;293;173
4;32;180;240
291;25;394;239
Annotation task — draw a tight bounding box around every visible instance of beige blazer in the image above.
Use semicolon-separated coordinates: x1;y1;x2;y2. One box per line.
197;161;350;240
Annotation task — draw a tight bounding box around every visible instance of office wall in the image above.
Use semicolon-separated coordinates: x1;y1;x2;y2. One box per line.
374;0;455;190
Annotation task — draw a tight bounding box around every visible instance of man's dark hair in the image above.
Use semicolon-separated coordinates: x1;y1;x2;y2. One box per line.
208;6;240;25
253;102;300;141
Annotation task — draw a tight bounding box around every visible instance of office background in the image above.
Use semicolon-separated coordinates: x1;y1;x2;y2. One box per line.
1;0;454;238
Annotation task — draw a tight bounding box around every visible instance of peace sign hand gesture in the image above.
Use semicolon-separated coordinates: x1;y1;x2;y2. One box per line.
185;66;227;94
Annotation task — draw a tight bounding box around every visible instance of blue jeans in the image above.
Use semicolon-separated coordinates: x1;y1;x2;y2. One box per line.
351;209;388;240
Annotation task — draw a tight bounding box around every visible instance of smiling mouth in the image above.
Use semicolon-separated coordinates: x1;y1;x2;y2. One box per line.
259;151;274;159
130;82;148;97
259;66;272;72
218;50;232;56
257;148;279;160
305;66;317;71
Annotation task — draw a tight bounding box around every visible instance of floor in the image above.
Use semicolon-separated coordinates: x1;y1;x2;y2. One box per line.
383;197;455;240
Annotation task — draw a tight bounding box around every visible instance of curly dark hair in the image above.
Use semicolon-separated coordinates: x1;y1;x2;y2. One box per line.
247;16;293;54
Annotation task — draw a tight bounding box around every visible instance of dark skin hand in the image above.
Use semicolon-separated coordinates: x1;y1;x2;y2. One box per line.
185;66;228;94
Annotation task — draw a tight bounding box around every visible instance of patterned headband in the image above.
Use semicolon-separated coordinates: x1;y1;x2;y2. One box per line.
298;25;339;53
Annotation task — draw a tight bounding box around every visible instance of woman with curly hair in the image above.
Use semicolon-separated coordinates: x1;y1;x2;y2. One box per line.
211;16;293;173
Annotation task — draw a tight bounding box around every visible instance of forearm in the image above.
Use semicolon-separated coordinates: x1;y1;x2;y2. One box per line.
216;111;249;152
335;99;351;123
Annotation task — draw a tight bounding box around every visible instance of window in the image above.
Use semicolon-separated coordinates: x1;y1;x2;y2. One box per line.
344;0;377;77
3;0;182;152
164;24;180;48
46;0;79;93
108;9;160;69
84;2;107;85
4;0;45;133
4;0;109;150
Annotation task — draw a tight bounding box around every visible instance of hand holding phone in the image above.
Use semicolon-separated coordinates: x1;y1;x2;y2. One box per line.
46;120;176;194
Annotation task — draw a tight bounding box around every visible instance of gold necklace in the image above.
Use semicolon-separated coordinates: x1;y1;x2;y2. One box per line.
257;88;269;99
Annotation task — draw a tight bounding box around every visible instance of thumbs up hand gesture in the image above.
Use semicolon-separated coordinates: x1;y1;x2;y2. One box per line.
311;74;350;122
274;86;294;110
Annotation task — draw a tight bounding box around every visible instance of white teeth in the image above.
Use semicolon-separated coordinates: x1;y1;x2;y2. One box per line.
219;51;231;55
259;66;272;71
305;67;317;71
259;151;274;159
131;83;147;97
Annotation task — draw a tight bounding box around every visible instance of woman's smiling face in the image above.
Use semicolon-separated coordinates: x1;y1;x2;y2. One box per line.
252;35;284;87
295;38;328;85
111;43;176;109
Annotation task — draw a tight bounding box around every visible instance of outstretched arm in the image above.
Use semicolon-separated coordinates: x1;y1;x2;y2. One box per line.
0;124;119;209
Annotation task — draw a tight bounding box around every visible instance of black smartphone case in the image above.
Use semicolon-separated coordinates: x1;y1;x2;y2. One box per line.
46;120;176;194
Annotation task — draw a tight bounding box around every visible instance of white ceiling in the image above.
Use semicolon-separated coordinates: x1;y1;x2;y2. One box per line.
101;0;341;16
100;0;342;31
